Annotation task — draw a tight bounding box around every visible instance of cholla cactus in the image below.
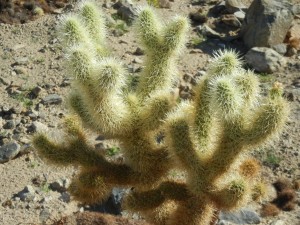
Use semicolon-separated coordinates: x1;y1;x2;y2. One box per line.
33;2;289;225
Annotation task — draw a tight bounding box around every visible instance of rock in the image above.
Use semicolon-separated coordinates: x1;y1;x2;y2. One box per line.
234;11;246;21
17;185;36;202
93;188;128;215
197;24;222;38
219;208;261;224
225;0;247;13
221;14;242;28
13;66;27;75
30;121;48;133
286;47;298;57
189;9;208;24
0;142;21;163
270;220;285;225
285;23;300;50
50;178;70;193
39;208;51;223
59;192;71;203
114;0;137;24
242;0;293;49
292;4;300;15
42;94;62;104
133;47;144;56
272;44;287;55
244;47;287;73
3;120;15;129
13;57;29;66
29;86;43;98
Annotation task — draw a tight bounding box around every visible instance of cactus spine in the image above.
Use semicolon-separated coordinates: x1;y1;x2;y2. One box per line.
33;2;289;224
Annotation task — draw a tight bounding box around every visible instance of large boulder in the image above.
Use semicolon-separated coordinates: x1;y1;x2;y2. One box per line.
244;47;287;73
242;0;293;49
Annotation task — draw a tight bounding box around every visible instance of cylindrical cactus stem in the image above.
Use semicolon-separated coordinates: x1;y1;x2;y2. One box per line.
207;49;242;76
243;94;289;147
60;15;90;47
79;1;106;46
68;168;112;204
135;8;189;99
210;76;243;121
124;181;190;211
139;91;174;131
135;7;161;50
209;180;250;210
169;197;215;225
165;112;203;172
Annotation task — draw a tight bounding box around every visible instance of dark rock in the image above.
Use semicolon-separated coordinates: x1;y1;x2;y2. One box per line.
42;94;62;104
50;178;70;193
242;0;293;49
3;120;15;129
0;142;21;163
17;185;36;202
114;0;137;24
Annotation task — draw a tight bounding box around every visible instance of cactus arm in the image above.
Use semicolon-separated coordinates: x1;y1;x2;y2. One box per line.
135;9;189;99
124;181;190;211
139;91;175;131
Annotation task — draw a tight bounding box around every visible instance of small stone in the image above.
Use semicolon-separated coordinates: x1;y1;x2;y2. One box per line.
197;24;222;38
3;120;15;129
18;185;36;202
13;57;29;66
13;66;27;75
30;121;48;133
221;14;242;28
42;94;62;105
30;86;43;98
50;178;70;193
219;208;261;224
234;11;245;21
0;142;21;163
272;44;287;55
270;220;285;225
39;208;51;222
183;74;193;83
133;47;144;55
59;192;71;203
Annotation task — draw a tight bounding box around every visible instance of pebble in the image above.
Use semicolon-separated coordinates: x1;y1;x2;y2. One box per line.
0;141;21;163
218;208;261;224
49;178;70;193
30;121;49;133
3;120;15;129
270;220;285;225
42;94;62;105
17;185;36;202
13;57;29;66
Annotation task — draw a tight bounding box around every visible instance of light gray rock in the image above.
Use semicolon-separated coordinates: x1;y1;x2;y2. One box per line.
270;220;285;225
42;94;62;104
197;24;222;38
244;47;287;73
242;0;293;49
234;11;246;21
0;142;21;163
30;121;48;133
219;208;261;224
272;44;288;55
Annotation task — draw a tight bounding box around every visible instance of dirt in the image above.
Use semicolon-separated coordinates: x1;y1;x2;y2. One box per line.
0;0;299;224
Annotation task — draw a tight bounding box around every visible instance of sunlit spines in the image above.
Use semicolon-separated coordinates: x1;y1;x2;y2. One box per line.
208;49;242;76
79;1;106;45
59;15;90;47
